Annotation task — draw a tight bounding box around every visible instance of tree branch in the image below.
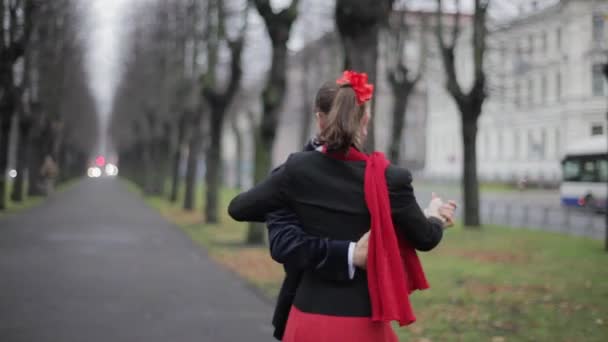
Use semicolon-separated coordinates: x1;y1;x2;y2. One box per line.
435;0;464;101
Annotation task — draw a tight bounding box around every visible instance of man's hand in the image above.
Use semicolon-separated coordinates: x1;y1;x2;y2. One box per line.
353;231;370;269
439;200;457;228
425;193;457;229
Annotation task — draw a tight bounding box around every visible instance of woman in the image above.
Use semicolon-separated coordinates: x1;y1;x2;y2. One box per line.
229;71;455;341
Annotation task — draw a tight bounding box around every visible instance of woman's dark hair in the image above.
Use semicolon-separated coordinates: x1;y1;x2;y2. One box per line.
317;83;366;153
314;82;338;114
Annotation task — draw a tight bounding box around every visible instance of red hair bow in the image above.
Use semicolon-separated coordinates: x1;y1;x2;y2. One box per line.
336;70;374;105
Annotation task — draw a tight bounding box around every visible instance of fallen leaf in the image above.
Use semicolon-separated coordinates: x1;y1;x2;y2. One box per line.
492;337;506;342
409;325;424;335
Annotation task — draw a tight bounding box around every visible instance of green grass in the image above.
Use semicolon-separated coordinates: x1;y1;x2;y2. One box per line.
0;181;43;216
134;181;608;342
1;179;81;217
396;226;608;342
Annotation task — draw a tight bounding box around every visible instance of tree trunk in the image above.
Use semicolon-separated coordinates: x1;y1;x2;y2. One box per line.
169;143;182;203
245;46;288;245
205;107;224;224
170;115;187;203
0;117;11;210
151;135;170;196
231;117;243;190
246;132;272;245
388;92;409;164
603;63;607;252
142;142;155;196
339;20;380;152
130;144;145;189
184;131;201;211
299;59;313;147
11;118;32;202
248;0;298;245
461;117;480;227
27;137;44;197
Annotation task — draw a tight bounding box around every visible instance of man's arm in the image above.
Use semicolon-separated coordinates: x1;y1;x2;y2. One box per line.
267;209;357;281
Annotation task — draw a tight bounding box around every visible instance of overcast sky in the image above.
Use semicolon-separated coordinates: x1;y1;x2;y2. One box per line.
82;0;558;125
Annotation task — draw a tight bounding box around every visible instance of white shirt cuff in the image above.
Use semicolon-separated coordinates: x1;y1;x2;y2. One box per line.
347;242;356;279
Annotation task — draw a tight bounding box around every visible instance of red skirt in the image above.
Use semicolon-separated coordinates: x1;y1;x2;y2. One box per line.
283;306;398;342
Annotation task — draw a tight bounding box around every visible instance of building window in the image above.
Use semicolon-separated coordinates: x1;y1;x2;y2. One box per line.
528;34;534;58
484;133;491;159
593;14;605;43
516;41;523;60
556;27;562;51
541;31;548;54
555;128;561;157
515;81;521;107
513;130;520;160
556;71;561;101
540;129;546;160
591;124;604;136
541;74;547;104
592;64;606;96
527;130;534;159
528;78;534;106
497;132;503;159
500;42;507;69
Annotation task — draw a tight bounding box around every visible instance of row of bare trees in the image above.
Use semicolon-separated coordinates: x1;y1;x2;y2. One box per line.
112;0;495;244
0;0;98;211
111;0;302;244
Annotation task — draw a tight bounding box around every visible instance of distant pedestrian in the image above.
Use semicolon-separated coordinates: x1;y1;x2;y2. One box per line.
40;155;59;195
517;176;528;191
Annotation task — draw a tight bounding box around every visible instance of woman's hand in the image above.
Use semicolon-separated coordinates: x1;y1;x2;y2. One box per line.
439;200;457;227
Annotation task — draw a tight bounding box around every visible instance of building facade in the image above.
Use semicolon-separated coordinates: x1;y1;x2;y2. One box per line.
424;0;608;184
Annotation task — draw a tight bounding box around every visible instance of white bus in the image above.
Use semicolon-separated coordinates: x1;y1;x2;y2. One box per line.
560;136;607;211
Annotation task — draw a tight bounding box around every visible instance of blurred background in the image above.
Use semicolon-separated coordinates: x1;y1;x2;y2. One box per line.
0;0;607;341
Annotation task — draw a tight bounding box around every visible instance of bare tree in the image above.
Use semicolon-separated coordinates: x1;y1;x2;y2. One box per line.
230;111;244;190
603;62;608;251
246;0;300;244
385;7;428;165
0;0;36;210
435;0;489;227
112;0;195;201
335;0;394;151
202;0;247;224
168;0;197;204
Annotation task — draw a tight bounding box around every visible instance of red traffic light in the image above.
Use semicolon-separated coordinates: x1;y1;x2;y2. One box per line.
95;156;106;167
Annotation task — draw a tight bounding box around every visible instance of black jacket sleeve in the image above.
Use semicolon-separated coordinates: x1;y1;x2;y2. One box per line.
227;163;289;222
267;209;352;282
387;166;444;251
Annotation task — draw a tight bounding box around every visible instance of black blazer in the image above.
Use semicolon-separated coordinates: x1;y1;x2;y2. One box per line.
229;151;443;320
266;208;352;340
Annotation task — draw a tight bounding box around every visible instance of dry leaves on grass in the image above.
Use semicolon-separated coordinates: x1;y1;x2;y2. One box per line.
160;207;204;226
464;280;550;296
212;248;284;284
447;250;530;264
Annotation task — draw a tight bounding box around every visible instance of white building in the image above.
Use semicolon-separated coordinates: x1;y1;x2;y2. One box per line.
424;0;608;185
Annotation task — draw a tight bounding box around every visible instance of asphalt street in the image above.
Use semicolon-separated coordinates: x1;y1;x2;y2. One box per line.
0;179;273;342
413;182;605;239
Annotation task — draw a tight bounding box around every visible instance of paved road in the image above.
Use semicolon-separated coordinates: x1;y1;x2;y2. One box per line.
0;179;273;342
413;183;605;240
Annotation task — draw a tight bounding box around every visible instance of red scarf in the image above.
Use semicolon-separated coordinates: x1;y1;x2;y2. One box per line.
323;146;429;325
